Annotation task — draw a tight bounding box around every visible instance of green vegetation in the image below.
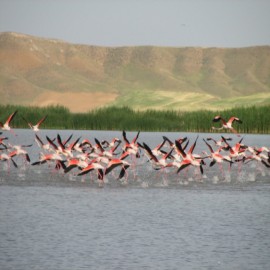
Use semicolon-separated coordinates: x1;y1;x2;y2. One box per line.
1;33;270;111
111;91;270;111
0;104;269;134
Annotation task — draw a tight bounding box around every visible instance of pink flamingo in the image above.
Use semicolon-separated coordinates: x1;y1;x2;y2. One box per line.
122;130;141;157
77;161;104;185
142;142;174;171
174;136;205;176
8;143;32;163
22;115;47;132
0;152;18;169
203;138;233;178
212;115;242;136
0;135;8;149
104;158;131;180
0;111;18;135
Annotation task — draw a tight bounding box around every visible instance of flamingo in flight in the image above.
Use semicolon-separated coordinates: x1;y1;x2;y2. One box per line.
8;143;32;163
104;158;131;180
22;115;47;132
142;142;174;171
0;135;8;149
77;161;104;179
45;134;76;157
203;139;233;167
56;133;81;158
162;135;189;161
212;116;242;136
174;136;205;175
122;130;141;157
31;152;65;171
0;111;18;135
94;137;122;158
0;152;18;169
64;157;89;174
101;137;121;148
221;136;246;161
206;136;232;150
245;151;270;168
203;138;233;178
35;134;55;151
163;135;188;149
244;146;270;168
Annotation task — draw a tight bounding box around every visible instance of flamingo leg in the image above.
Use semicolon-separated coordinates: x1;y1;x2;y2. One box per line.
218;163;225;179
131;154;138;180
9;129;18;137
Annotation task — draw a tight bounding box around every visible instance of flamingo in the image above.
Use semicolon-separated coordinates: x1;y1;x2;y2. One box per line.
0;135;8;149
45;134;78;157
104;158;131;180
203;139;233;167
142;142;174;171
122;130;141;157
174;136;205;176
244;147;270;168
221;136;246;174
94;137;121;158
35;134;54;151
56;134;81;158
221;136;246;161
203;139;233;178
64;158;89;173
0;152;18;168
206;136;231;150
22;115;47;132
0;111;18;135
31;152;63;165
80;139;94;149
245;151;270;168
8;143;32;163
122;130;141;178
77;162;104;181
162;135;189;162
101;137;121;148
150;138;167;157
163;135;188;150
61;133;74;146
212;116;242;136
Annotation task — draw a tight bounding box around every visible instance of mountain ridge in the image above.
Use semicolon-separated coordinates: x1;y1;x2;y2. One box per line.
1;32;269;112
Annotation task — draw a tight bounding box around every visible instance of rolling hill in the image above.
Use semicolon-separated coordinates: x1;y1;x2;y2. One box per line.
0;32;270;112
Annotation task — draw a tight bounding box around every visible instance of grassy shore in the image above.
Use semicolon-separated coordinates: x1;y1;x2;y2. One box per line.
0;104;269;134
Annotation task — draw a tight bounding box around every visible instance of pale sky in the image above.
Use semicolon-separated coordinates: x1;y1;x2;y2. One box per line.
0;0;270;47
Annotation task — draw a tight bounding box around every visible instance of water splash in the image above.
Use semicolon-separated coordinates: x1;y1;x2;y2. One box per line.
224;171;231;183
141;181;149;188
212;175;219;184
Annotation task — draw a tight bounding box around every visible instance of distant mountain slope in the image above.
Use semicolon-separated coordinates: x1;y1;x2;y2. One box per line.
0;32;269;112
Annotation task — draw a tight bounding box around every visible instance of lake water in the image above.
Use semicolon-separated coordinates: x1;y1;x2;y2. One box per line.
1;130;270;269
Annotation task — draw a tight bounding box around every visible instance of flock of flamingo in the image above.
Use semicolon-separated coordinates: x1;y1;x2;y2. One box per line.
1;110;270;186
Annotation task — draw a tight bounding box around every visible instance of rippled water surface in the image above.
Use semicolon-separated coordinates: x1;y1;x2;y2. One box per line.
1;130;270;269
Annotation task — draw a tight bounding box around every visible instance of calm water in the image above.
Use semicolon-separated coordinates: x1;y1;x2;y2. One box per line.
1;130;270;269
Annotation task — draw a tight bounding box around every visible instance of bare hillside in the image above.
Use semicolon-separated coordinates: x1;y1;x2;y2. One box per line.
0;32;269;112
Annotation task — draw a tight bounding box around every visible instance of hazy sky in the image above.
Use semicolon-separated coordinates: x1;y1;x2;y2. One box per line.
1;0;270;47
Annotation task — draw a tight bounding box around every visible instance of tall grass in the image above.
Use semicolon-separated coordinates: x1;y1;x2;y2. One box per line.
0;104;269;133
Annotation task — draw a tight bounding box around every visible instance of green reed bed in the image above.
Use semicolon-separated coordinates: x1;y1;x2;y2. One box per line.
0;104;269;133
